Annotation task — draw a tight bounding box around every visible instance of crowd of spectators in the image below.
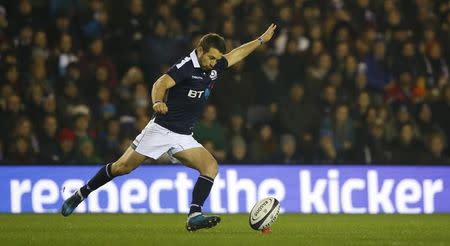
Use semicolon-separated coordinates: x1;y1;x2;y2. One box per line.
0;0;449;165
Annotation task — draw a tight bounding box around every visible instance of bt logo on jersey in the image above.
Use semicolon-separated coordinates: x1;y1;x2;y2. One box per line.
188;89;204;98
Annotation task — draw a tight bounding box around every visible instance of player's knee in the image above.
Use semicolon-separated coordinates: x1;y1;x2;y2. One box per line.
111;160;134;176
202;159;218;178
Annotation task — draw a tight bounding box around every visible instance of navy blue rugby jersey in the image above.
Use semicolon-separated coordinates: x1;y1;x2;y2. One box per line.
153;50;228;134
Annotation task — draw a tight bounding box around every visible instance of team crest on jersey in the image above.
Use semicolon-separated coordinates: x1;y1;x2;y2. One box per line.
209;70;217;80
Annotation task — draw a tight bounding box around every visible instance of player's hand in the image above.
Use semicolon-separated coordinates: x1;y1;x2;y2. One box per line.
153;102;168;114
259;23;277;43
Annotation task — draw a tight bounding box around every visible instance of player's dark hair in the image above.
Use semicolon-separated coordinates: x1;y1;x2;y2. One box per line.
198;33;226;53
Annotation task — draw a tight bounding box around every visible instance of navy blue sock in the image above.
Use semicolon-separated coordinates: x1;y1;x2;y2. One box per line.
189;175;214;215
80;163;115;198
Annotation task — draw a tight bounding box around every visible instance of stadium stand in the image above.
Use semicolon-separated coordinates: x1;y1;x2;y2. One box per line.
0;0;449;164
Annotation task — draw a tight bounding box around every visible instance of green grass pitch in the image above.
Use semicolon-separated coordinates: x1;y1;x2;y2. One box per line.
1;214;449;246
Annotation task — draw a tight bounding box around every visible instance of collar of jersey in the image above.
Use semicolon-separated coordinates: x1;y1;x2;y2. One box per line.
190;50;201;68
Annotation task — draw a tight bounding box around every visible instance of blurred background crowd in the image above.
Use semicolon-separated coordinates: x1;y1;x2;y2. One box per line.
0;0;449;165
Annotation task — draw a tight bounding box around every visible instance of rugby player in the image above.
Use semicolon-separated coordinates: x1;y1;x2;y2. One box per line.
61;24;277;231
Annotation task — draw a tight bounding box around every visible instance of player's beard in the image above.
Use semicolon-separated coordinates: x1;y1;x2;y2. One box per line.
201;65;212;71
199;59;210;71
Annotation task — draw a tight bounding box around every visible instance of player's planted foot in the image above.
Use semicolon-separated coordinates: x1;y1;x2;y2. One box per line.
186;212;221;232
61;190;84;217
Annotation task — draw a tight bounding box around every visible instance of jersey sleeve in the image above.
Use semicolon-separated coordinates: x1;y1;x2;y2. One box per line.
166;58;191;84
214;57;229;71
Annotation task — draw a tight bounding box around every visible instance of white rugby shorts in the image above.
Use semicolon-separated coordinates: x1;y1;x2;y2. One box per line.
131;120;202;160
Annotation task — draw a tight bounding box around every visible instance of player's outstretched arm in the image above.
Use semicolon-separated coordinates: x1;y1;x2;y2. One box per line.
224;23;276;67
151;74;176;114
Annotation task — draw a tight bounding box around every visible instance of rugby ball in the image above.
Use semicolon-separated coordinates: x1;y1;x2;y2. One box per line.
249;197;280;230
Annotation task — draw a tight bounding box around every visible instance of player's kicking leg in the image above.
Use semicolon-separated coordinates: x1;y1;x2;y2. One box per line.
173;147;221;232
61;147;146;216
